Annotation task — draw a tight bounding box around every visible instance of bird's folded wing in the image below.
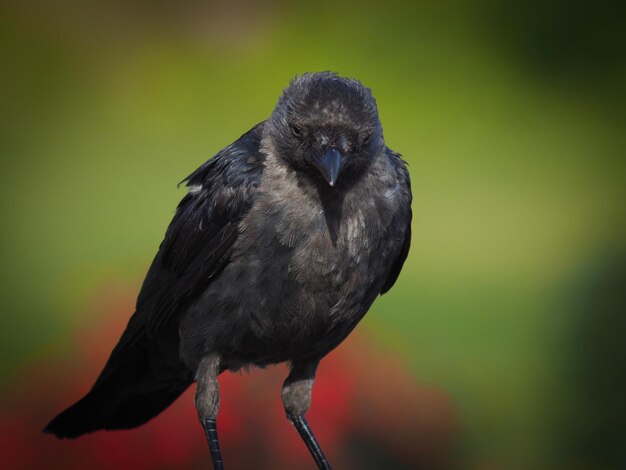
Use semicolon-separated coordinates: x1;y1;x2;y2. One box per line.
109;123;266;361
380;147;412;294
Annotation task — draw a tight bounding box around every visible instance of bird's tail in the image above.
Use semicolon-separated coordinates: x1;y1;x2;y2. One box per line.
43;347;192;439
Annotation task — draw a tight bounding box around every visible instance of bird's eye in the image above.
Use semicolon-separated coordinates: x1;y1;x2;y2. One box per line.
363;132;373;145
290;124;302;137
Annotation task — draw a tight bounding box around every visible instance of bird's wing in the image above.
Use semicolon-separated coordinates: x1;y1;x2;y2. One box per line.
380;147;412;294
108;122;266;362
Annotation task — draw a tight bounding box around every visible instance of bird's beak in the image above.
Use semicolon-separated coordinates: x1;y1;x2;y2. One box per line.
314;148;346;187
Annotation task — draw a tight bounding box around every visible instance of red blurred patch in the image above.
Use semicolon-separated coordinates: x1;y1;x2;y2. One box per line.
0;282;459;469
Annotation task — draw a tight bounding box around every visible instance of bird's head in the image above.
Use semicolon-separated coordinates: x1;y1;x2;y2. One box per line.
266;72;383;188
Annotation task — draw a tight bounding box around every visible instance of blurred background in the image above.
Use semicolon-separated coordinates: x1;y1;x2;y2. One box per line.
1;0;625;468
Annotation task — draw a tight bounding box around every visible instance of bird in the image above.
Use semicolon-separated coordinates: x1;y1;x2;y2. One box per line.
44;71;412;470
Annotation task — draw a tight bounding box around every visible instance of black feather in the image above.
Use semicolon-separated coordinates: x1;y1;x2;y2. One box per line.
44;123;265;438
381;148;412;294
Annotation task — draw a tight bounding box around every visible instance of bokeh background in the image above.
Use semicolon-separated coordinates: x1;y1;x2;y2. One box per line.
1;1;625;469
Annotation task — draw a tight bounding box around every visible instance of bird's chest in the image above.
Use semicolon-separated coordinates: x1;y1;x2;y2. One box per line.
244;188;378;283
235;182;391;329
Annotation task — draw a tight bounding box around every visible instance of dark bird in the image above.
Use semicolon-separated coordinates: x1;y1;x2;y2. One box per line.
44;72;412;470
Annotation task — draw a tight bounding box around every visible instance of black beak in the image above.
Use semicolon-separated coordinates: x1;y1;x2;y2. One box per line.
313;148;346;187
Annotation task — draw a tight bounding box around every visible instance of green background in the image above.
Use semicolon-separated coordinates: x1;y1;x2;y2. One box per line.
2;0;625;468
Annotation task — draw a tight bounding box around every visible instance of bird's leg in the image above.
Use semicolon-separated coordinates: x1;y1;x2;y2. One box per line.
282;360;331;470
195;354;224;470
